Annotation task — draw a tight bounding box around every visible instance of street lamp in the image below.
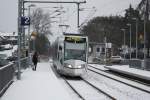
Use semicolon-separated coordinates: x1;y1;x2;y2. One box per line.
132;18;138;59
121;28;126;59
127;23;132;59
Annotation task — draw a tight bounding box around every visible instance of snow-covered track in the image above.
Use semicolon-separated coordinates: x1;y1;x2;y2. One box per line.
63;77;115;100
63;77;85;100
82;78;116;100
90;65;150;86
88;65;150;94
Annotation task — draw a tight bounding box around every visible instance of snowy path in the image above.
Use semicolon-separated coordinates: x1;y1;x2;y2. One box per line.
1;62;72;100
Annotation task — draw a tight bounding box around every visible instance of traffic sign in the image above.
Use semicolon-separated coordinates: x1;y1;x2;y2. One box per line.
21;16;30;26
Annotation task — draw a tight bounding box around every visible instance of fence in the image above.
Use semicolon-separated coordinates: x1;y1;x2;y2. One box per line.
13;57;29;71
0;63;14;97
129;59;150;71
0;57;29;97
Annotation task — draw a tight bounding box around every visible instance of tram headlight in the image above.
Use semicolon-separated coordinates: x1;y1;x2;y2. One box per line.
77;64;85;68
77;65;82;68
64;63;72;68
68;64;72;68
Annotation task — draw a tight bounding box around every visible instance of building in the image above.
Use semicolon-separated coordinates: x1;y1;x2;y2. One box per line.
0;32;18;45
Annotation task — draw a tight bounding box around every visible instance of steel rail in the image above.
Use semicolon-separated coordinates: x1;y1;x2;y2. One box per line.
89;65;150;86
82;78;116;100
63;77;85;100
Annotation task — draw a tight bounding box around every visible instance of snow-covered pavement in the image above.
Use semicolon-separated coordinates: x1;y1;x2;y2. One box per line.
1;62;72;100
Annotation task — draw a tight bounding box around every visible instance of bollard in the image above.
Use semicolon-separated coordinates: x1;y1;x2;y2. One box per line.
141;60;145;70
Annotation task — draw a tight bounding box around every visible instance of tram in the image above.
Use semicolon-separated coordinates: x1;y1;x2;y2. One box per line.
52;34;88;76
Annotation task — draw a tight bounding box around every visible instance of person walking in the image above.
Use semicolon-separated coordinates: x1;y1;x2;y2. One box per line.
32;51;38;71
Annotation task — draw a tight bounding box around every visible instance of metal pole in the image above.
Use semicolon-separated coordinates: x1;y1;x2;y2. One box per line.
77;3;80;28
28;6;31;67
123;29;126;59
104;37;107;66
129;24;132;60
136;19;138;59
124;30;126;48
142;15;146;70
22;1;25;49
143;0;149;69
121;29;126;59
17;0;22;80
144;16;146;60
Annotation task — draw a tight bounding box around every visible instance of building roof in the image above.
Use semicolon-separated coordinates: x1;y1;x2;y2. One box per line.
0;32;17;37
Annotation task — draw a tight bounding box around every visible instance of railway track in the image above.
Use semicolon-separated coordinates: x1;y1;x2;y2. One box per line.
88;65;150;94
63;77;116;100
89;65;150;86
52;65;115;100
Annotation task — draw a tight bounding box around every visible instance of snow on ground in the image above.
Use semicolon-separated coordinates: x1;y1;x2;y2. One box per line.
83;69;150;100
88;64;150;92
1;62;72;100
89;64;150;80
67;80;111;100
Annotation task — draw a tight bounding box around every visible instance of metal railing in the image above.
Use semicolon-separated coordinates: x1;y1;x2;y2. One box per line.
143;59;150;71
0;57;30;97
13;57;30;71
20;57;29;69
0;63;14;97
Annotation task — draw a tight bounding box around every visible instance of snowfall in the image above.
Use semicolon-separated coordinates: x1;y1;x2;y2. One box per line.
1;60;150;100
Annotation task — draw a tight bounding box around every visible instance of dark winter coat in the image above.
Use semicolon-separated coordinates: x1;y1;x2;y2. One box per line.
32;53;38;64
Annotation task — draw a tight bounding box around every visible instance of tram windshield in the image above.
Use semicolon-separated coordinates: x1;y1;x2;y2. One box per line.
64;42;87;61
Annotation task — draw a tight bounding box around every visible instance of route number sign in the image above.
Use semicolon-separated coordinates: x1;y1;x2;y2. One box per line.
21;16;30;26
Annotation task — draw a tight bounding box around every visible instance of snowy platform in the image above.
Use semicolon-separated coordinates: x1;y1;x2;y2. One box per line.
1;62;72;100
105;65;150;81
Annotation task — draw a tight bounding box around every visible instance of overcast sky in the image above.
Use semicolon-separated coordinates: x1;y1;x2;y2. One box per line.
0;0;141;33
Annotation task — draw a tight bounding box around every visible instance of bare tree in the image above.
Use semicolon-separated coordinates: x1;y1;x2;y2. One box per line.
31;8;52;36
30;8;52;55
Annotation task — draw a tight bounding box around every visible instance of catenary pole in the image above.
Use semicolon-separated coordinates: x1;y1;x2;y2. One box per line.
136;19;138;59
17;0;23;80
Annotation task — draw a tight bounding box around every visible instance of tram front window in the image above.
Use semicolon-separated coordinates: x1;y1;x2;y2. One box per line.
65;49;86;61
64;43;86;61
